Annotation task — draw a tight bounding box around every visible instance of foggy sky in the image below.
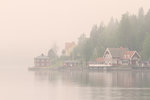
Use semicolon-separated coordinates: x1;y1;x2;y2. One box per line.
0;0;150;66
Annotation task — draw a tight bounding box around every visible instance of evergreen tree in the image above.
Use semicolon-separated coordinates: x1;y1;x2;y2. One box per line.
142;33;150;60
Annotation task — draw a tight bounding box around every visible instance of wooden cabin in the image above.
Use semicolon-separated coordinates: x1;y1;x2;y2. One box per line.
34;54;50;67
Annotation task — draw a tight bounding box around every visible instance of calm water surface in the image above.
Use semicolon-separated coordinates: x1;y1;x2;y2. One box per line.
1;66;150;100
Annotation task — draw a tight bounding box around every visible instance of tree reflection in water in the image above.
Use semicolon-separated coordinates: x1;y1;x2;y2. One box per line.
32;70;150;100
33;70;150;88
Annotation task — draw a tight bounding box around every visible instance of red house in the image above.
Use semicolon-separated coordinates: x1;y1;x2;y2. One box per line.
96;57;105;64
34;54;50;67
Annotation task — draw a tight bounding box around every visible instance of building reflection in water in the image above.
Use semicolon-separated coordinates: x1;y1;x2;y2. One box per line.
33;70;150;88
32;70;150;100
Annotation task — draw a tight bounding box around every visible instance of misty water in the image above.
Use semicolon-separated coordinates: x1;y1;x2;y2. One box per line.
1;66;150;100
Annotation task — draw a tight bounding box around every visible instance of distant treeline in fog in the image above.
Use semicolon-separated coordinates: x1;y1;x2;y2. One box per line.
70;8;150;61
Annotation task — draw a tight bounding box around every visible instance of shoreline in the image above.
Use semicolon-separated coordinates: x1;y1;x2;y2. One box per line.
28;66;150;71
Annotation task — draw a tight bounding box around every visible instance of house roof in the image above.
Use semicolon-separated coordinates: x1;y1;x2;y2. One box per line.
124;51;135;57
96;57;104;62
122;51;140;59
107;47;128;58
65;42;75;50
35;54;50;59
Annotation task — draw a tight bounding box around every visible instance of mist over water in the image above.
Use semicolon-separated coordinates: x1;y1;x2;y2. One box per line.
1;66;150;100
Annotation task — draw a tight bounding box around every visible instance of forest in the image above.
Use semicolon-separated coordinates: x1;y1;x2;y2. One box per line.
70;8;150;62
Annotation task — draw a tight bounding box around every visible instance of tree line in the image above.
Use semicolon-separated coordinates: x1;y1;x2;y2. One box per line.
70;8;150;62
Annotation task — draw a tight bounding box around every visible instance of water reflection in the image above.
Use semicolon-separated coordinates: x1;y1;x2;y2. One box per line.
33;70;150;88
32;70;150;100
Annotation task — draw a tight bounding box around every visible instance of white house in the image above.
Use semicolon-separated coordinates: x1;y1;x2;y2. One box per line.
103;47;141;66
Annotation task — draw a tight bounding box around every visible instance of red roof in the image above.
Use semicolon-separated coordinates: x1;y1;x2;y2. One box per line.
96;57;104;62
123;51;136;59
65;42;75;50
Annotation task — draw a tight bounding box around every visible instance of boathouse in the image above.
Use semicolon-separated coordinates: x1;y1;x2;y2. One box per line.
88;57;107;67
64;60;79;67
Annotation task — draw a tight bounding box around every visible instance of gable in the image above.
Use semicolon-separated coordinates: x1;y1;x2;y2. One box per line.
123;51;135;59
131;52;140;60
103;48;112;58
104;47;128;58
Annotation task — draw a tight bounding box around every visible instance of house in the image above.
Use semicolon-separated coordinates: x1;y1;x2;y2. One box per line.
64;60;79;67
122;51;141;65
96;57;105;64
34;54;50;67
103;47;141;66
88;57;108;67
65;42;76;56
103;47;128;66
